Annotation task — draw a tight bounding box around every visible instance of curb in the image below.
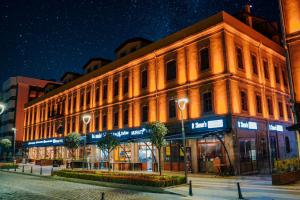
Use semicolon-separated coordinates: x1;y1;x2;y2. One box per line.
0;170;185;196
51;175;185;196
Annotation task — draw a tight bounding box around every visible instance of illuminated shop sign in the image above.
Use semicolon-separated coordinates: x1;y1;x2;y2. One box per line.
25;138;64;147
237;121;258;130
269;124;284;132
190;117;227;132
90;127;149;142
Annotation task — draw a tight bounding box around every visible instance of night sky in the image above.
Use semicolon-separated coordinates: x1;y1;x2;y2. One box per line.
0;0;280;85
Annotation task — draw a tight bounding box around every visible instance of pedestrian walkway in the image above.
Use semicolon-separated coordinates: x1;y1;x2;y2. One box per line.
167;176;300;200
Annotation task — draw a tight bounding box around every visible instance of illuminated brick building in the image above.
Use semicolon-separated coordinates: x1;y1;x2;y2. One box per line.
279;0;300;154
23;11;298;174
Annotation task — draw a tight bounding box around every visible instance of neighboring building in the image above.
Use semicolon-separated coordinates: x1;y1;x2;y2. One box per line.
0;76;60;156
280;0;300;154
23;11;297;175
60;72;82;84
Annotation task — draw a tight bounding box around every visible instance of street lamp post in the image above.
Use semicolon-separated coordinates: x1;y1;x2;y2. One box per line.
82;114;91;169
12;128;17;162
176;98;189;183
0;102;5;116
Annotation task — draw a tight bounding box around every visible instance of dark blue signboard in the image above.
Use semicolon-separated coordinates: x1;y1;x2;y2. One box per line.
88;126;150;144
188;116;229;133
24;138;64;147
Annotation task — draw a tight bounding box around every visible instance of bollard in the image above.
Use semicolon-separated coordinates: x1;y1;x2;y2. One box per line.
40;167;42;175
101;192;105;200
237;182;244;199
22;165;25;173
31;166;33;173
51;167;54;176
189;180;193;196
14;165;17;172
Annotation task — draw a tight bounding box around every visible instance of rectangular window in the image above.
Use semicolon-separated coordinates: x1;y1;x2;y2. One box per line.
141;69;148;89
168;99;176;119
286;104;291;119
236;47;244;69
72;118;76;132
267;97;273;116
114;79;119;97
251;54;258;75
123;76;129;95
278;101;284;118
114;111;118;127
240;91;248;112
103;84;108;100
263;60;269;80
274;65;280;84
73;95;77;112
282;70;288;87
203;91;213;113
95;83;100;104
166;60;177;81
123;109;128;126
86;90;91;107
80;92;84;108
68;96;72;112
256;94;262;114
142;105;148;123
102;114;107;130
95;113;99;131
199;47;210;71
79;120;83;133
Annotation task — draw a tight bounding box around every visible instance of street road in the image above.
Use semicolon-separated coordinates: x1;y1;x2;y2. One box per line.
0;171;183;200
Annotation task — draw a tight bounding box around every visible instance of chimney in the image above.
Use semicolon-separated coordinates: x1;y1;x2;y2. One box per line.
245;3;253;27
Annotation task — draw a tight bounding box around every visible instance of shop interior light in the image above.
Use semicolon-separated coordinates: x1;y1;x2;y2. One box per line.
82;114;91;125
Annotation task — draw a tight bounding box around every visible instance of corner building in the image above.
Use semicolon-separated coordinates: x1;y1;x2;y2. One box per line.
23;12;298;175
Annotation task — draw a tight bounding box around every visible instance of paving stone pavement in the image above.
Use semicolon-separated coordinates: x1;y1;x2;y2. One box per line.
0;171;183;200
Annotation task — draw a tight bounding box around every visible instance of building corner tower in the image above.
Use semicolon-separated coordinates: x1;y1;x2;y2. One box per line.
279;0;300;156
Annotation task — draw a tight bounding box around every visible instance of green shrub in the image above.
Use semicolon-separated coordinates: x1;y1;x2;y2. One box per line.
0;163;16;169
54;170;186;187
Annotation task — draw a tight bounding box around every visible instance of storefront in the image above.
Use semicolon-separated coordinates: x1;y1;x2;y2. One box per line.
24;115;298;175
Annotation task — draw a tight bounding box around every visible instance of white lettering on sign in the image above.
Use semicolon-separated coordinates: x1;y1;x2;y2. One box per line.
131;128;146;136
269;124;283;132
112;130;129;137
191;119;224;130
238;121;258;130
208;120;224;128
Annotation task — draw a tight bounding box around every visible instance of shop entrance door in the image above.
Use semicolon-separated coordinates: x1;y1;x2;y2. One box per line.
270;136;278;166
198;138;223;173
239;138;257;174
138;143;153;171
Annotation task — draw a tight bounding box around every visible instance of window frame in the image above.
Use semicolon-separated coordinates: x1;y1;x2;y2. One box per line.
199;47;210;72
165;59;177;82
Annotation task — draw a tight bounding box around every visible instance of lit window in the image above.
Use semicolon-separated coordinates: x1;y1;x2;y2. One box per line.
166;60;177;81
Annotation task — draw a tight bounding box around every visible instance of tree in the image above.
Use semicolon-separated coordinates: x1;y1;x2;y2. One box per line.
64;132;81;160
148;121;168;176
97;133;120;171
0;139;12;160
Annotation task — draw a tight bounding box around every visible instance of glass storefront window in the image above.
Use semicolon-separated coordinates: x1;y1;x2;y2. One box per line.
138;142;154;171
